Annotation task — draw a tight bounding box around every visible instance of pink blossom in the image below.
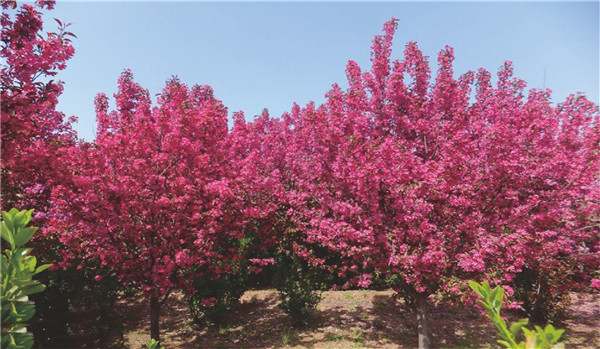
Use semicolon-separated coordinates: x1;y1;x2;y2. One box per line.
202;297;217;307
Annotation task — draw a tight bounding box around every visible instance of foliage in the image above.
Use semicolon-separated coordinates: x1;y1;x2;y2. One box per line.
48;71;246;341
2;5;598;345
30;262;122;348
274;18;598;347
147;338;165;349
283;18;599;298
1;0;76;212
229;109;329;326
469;281;565;349
51;72;236;296
1;208;51;349
511;264;575;324
187;269;249;327
187;238;252;326
273;250;330;327
0;3;124;347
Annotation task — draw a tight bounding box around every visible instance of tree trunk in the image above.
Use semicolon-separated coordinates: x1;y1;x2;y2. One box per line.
416;293;430;349
150;296;160;343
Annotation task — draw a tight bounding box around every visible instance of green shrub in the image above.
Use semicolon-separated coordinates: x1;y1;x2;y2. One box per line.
511;263;576;324
187;237;252;327
273;251;329;327
187;266;250;327
1;208;51;349
469;280;565;349
31;261;123;347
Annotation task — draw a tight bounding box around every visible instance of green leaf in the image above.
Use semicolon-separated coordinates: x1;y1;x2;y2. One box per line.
14;227;38;248
147;338;165;349
498;340;512;348
497;340;513;348
33;264;51;275
13;295;30;303
509;319;529;337
15;304;35;323
468;280;484;296
545;327;564;343
490;286;504;311
1;221;15;249
2;211;16;232
482;281;492;294
21;284;46;296
0;208;49;349
553;329;565;343
13;210;27;228
14;248;31;259
23;209;34;226
22;256;37;272
522;327;534;337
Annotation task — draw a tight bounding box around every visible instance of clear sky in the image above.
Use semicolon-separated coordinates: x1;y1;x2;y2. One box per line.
35;1;600;141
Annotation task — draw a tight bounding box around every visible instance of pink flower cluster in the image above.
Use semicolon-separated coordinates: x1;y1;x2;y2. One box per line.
1;0;76;220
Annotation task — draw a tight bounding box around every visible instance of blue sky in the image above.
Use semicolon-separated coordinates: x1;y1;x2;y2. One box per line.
36;1;599;141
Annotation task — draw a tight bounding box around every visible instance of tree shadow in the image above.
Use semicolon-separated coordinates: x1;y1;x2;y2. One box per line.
114;289;599;348
367;294;499;348
561;292;600;347
167;291;292;348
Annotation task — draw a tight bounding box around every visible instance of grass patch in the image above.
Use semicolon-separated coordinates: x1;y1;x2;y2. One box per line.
324;331;345;342
281;329;300;345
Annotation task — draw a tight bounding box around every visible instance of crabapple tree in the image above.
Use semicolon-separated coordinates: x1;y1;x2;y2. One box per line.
50;71;244;344
1;0;76;214
284;19;599;348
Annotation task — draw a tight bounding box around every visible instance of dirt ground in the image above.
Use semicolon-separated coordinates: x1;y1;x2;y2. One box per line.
117;289;599;349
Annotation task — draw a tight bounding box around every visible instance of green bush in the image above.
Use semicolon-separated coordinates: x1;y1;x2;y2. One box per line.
273;251;330;327
469;280;565;349
187;266;250;327
1;208;51;349
187;237;253;327
511;263;576;324
31;261;123;347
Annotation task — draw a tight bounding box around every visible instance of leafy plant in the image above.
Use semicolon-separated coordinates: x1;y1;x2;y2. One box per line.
273;251;329;327
187;266;250;326
511;263;575;323
147;338;165;349
186;236;255;327
469;281;565;349
31;261;123;348
1;209;51;349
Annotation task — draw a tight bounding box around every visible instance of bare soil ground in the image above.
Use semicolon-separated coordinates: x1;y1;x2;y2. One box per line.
117;289;599;349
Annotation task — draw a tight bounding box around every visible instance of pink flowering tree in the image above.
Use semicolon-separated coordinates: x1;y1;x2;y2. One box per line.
49;71;244;343
229;110;325;324
1;0;76;214
228;109;290;255
284;19;599;348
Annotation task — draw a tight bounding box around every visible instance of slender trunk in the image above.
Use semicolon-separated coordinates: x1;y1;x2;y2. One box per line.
150;296;160;343
416;293;430;349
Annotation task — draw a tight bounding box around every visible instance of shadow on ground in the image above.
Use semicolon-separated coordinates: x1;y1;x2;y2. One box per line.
67;289;599;349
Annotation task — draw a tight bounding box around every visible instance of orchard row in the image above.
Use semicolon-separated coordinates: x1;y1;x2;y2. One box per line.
2;1;598;348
